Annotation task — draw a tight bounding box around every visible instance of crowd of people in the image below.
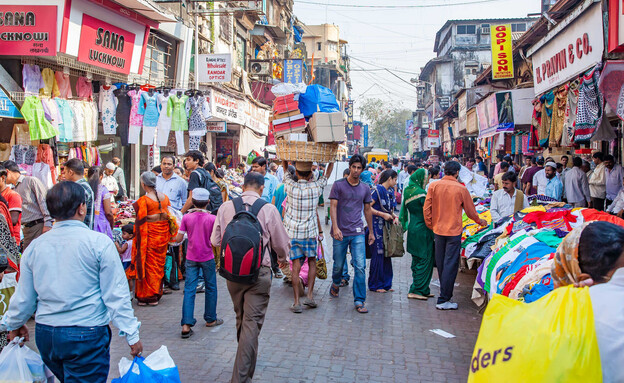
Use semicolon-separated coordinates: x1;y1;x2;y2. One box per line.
0;148;623;382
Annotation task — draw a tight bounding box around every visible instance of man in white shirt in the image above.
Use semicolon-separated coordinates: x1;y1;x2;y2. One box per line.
490;172;529;223
532;163;552;196
604;154;624;210
589;152;607;211
398;165;416;192
565;157;591;207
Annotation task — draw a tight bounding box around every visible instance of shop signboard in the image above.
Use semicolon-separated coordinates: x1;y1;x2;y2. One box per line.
198;54;232;83
529;3;603;95
476;94;498;138
0;88;22;119
363;124;369;147
496;91;514;132
206;121;227;133
405;120;414;136
466;107;478;134
346;100;353;135
243;102;269;136
77;14;135;74
458;93;467;132
490;24;514;80
0;6;57;56
427;129;440;148
210;89;245;125
283;59;303;84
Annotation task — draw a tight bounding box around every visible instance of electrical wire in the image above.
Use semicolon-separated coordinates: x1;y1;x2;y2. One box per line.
349;56;420;75
296;0;509;9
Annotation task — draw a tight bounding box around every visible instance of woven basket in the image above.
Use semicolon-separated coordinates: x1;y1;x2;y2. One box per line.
276;140;339;162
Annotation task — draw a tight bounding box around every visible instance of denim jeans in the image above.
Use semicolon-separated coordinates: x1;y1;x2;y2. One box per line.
182;259;217;326
332;235;366;305
36;324;111;383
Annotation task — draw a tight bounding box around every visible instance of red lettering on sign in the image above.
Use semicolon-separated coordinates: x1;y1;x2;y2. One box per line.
568;44;575;64
576;37;583;59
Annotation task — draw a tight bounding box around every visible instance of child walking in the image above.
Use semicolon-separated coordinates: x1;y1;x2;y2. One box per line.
115;224;134;270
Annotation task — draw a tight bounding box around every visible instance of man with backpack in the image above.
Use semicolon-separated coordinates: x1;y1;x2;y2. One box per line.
181;150;223;215
210;172;290;383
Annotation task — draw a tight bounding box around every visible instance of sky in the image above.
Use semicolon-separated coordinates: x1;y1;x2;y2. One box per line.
293;0;541;119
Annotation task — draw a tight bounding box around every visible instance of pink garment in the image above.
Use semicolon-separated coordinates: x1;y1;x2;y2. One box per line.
55;71;73;98
76;77;93;101
36;144;57;184
128;89;144;127
289;258;309;286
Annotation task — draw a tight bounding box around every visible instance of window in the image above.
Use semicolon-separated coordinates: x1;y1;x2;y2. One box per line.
219;11;232;43
457;24;476;35
511;23;526;32
317;42;321;51
236;35;245;70
142;30;177;83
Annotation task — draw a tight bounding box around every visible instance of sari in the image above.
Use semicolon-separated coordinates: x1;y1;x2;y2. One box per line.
92;184;113;239
399;169;435;296
127;194;173;304
368;184;395;291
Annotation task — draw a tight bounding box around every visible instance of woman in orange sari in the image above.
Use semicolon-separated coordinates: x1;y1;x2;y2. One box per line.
127;172;175;306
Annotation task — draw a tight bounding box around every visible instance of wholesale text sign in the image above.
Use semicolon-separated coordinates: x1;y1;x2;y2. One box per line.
283;59;303;84
198;54;232;83
491;24;514;80
77;14;135;75
0;6;57;56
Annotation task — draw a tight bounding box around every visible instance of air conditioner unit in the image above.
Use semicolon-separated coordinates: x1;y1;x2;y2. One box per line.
480;27;490;34
249;60;271;76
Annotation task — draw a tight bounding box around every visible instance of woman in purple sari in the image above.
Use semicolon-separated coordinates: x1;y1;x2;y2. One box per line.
368;169;399;292
88;166;114;239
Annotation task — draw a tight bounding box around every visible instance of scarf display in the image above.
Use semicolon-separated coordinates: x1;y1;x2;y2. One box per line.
574;65;603;143
539;91;554;148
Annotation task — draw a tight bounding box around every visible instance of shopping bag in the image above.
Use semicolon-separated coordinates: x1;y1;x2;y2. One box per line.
316;239;328;280
114;346;181;383
468;286;602;382
0;337;53;383
383;222;405;258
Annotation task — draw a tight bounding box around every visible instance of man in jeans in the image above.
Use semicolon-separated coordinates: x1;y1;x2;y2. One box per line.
329;154;375;314
283;160;334;313
175;188;222;339
3;182;142;381
211;172;290;383
424;161;487;310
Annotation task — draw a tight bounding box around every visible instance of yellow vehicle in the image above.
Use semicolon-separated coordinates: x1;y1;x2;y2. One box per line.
364;149;389;163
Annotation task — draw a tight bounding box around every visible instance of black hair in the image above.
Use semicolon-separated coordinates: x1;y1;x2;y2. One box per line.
503;155;512;162
161;155;176;164
378;169;398;184
152;165;162;174
444;161;461;176
500;161;510;170
3;160;20;173
556;163;564;171
371;157;377;162
501;171;517;183
536;157;545;165
468;158;476;163
192;199;210;209
406;165;417;174
579;221;624;283
204;162;217;173
604;154;615;162
431;166;441;178
573;157;583;167
392;158;399;165
561;155;569;160
497;154;505;160
531;157;537;165
215;169;225;179
0;164;6;179
87;166;103;195
175;166;184;173
593;152;604;161
297;170;312;179
349;154;366;168
287;165;296;177
251;156;267;167
476;156;483;162
185;150;205;167
121;224;134;235
343;168;350;177
244;172;265;188
46;181;86;220
64;158;85;175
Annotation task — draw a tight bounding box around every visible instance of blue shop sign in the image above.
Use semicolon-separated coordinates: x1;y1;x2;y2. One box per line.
283;59;303;84
0;88;22;119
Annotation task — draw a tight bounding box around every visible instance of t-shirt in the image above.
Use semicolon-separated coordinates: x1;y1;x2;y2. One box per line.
328;178;372;237
179;210;216;262
1;188;22;245
121;239;133;262
521;166;542;194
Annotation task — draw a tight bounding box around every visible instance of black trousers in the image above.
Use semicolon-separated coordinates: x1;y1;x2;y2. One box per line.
434;234;462;304
592;197;605;211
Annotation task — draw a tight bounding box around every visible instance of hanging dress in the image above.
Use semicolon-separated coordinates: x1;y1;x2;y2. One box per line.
127;89;144;145
187;95;211;150
55;98;74;142
22;64;44;94
156;93;172;147
114;87;132;146
138;91;160;145
167;93;189;154
99;85;118;135
55;71;73;99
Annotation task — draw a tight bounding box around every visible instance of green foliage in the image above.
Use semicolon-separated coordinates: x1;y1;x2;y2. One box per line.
359;98;411;156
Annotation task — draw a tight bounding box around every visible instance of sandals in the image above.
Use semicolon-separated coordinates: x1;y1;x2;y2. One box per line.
302;298;318;308
290;304;303;314
181;328;194;339
330;284;339;297
407;293;428;300
339;279;349;287
206;319;224;327
355;304;368;314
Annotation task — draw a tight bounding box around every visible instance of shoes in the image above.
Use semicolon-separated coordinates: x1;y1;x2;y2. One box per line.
181;328;194;339
206;318;224;327
274;269;284;279
290;304;303;314
407;293;428;300
196;282;205;293
170;283;180;291
302;298;318;308
436;301;458;310
162;288;172;295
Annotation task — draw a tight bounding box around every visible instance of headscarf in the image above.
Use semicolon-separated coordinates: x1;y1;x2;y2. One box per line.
552;222;590;288
360;170;373;187
399;169;428;230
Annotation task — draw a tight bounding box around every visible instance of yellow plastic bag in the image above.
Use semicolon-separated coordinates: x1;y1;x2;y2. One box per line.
468;286;602;382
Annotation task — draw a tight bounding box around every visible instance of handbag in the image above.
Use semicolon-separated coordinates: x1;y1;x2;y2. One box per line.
374;188;405;258
316;239;328;279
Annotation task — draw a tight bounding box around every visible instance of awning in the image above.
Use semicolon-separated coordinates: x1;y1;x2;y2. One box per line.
110;0;176;24
250;24;286;43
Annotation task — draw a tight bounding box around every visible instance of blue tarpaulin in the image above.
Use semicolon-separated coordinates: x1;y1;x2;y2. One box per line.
298;84;340;117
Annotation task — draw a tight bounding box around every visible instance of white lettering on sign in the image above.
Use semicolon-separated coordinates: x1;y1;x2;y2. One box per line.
530;3;603;95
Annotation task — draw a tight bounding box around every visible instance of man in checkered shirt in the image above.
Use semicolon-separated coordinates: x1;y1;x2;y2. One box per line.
282;160;334;313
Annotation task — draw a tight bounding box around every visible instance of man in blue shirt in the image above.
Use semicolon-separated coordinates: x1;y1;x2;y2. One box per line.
251;156;278;203
544;161;563;201
156;155;188;211
3;181;142;382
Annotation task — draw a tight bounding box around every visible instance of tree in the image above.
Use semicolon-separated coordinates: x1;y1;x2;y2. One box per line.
359;98;411;156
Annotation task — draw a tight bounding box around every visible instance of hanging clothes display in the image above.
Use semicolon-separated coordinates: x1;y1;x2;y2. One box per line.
539;92;554;148
99;85;118;135
55;98;74;142
40;98;62;131
22;64;44;94
69;100;86;142
575;65;603;143
20;96;59;140
55;71;72;99
138;91;160;145
561;82;579;147
127;89;144;144
167;93;189;132
187;94;210;150
529;99;541;150
76;77;93;101
549;85;568;147
597;60;624;121
35;144;56;186
156;93;172;147
114;87;131;146
9;145;37;165
40;68;59;98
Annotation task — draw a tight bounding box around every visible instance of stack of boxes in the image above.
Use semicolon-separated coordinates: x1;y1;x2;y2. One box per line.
271;94;306;139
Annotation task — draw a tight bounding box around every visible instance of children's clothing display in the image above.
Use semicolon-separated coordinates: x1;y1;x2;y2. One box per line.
99;85;118;135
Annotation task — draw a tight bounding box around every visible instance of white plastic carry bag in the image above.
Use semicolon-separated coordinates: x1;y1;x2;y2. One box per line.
0;337;53;383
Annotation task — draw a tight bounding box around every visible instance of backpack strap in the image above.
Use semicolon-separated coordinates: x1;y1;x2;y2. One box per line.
232;197;245;214
249;198;267;217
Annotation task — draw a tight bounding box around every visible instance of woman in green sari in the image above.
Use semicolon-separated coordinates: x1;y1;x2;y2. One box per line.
399;168;435;300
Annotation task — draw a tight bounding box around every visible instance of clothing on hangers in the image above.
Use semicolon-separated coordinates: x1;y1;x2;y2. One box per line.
99;85;118;135
127;89;144;144
156;93;172;147
55;98;74;142
55;71;73;99
167;94;189;132
114;87;132;146
40;68;60;98
77;77;93;100
20;96;59;140
22;64;44;94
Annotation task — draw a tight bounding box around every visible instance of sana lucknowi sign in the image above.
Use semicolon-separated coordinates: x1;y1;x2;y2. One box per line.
77;14;135;75
0;6;57;56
